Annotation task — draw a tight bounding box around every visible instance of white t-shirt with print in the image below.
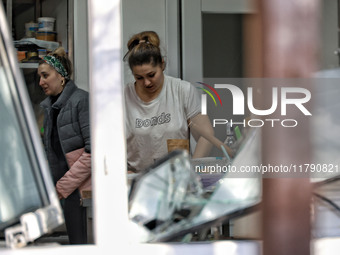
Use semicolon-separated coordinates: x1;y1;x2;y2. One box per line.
124;75;201;171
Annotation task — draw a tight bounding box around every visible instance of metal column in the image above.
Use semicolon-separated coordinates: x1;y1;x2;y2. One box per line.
260;0;320;255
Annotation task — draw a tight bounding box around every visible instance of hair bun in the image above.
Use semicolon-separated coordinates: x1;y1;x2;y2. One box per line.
127;31;160;50
140;31;160;48
53;47;67;58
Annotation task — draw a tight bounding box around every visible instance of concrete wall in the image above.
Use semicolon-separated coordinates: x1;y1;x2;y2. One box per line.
319;0;339;70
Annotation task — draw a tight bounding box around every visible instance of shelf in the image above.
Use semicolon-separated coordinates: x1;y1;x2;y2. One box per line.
14;38;59;51
19;62;39;69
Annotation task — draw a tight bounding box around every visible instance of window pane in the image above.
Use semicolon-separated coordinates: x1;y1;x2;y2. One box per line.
0;66;42;230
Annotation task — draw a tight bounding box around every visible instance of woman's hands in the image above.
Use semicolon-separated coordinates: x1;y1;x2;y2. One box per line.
189;114;234;159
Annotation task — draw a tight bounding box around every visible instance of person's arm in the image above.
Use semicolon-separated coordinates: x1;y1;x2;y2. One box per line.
183;80;233;158
56;94;91;199
189;114;234;158
189;114;213;158
56;149;91;199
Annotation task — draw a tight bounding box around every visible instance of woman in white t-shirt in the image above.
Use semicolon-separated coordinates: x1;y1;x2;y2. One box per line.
124;31;233;172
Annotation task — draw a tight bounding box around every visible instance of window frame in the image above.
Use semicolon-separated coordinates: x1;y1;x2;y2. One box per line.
0;0;64;247
1;0;262;254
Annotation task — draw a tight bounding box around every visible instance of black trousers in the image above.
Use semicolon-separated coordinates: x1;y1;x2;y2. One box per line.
62;190;87;244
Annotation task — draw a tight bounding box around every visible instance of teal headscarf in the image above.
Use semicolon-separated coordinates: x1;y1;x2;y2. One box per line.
43;55;69;78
